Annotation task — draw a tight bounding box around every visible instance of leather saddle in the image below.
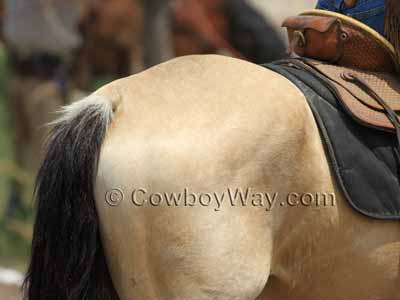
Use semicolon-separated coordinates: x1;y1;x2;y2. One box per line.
282;10;400;134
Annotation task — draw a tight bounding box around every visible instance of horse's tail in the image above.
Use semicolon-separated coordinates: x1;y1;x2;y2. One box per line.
23;94;120;300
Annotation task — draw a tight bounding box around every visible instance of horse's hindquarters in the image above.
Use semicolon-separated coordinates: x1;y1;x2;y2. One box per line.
92;55;400;300
93;55;324;299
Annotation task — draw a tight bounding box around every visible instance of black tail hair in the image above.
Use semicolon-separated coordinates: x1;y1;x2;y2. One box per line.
23;97;120;300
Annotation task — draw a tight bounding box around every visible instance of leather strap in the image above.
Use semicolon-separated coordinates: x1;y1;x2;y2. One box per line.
343;73;400;162
290;58;400;132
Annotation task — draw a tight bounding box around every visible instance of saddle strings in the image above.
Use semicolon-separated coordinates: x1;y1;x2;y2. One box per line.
343;73;400;163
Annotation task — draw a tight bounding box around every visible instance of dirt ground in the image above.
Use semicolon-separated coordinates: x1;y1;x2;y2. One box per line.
0;284;20;300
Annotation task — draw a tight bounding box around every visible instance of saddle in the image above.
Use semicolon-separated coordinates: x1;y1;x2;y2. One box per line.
264;9;400;220
282;9;400;134
265;60;400;219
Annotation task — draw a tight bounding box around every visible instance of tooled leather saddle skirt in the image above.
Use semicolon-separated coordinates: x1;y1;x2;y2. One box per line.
265;9;400;219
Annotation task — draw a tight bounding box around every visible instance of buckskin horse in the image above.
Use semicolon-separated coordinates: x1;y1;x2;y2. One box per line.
24;1;400;300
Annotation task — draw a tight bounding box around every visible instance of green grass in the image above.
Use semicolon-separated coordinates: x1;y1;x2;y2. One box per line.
0;48;32;272
0;47;11;211
0;220;30;271
0;49;115;272
0;49;117;272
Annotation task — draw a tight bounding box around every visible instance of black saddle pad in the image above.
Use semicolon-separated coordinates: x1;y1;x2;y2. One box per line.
264;59;400;220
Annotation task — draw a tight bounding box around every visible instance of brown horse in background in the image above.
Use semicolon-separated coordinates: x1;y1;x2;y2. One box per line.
75;0;286;90
171;0;246;58
75;0;144;90
171;0;286;63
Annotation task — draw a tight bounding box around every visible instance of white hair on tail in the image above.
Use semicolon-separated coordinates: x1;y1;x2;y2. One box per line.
25;90;119;299
51;94;114;127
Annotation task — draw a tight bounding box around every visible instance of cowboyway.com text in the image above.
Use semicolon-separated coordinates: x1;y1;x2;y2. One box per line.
105;187;336;211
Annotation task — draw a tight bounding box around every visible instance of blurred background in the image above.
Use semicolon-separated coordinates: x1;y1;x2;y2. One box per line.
0;0;312;298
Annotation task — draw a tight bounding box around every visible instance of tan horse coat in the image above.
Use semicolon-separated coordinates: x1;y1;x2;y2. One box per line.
90;55;399;299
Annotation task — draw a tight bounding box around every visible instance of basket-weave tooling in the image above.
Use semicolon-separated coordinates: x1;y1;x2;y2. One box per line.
295;59;400;132
282;9;400;134
385;0;400;63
